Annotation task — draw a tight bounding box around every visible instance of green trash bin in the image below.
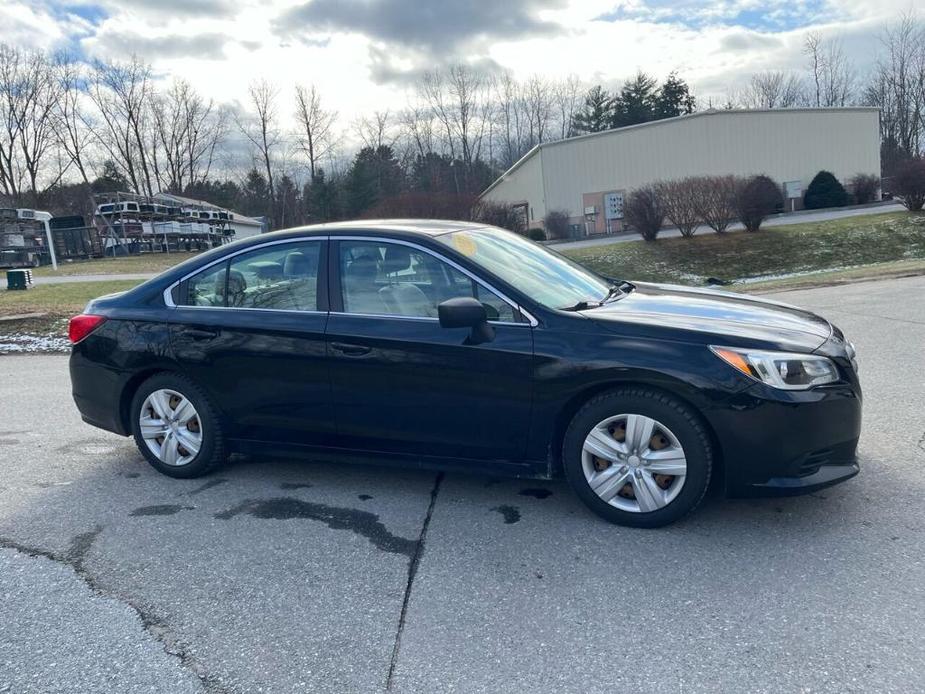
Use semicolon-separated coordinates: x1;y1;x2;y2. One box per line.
6;269;33;290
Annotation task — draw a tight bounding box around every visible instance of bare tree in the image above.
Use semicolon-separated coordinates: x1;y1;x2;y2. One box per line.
151;79;225;193
420;65;494;191
399;104;436;159
804;32;856;107
354;109;395;150
690;175;738;233
0;44;62;203
86;56;156;195
294;84;337;180
237;79;281;220
51;52;92;186
741;71;806;109
655;178;701;237
623;185;665;241
863;13;925;168
552;75;583;139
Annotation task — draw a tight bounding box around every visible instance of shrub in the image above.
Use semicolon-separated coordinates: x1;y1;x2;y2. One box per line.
690;175;738;233
527;228;546;241
471;201;526;233
654;178;700;237
803;170;849;209
893;159;925;212
735;175;783;232
849;174;880;205
623;186;665;242
543;209;570;240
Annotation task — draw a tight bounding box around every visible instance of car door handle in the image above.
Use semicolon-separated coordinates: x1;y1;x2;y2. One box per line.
330;342;371;356
185;327;219;340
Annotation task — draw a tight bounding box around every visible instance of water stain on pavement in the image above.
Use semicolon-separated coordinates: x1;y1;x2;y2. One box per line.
187;478;227;496
358;494;373;501
279;482;313;490
130;504;195;517
492;505;521;524
214;497;416;556
519;488;553;499
120;471;141;478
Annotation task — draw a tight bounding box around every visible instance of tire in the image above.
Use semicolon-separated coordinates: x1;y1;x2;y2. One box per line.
130;373;225;478
562;387;712;528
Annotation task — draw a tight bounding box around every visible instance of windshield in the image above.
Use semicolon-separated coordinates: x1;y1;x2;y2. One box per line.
437;228;612;309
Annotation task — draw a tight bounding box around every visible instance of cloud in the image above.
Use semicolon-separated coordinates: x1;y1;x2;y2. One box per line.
719;30;784;52
273;0;567;54
366;44;505;85
86;31;232;60
98;0;237;17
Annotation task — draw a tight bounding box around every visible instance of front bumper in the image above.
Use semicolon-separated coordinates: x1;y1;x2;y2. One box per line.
706;378;862;498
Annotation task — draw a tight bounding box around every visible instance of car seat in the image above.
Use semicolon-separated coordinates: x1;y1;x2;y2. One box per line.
378;246;436;317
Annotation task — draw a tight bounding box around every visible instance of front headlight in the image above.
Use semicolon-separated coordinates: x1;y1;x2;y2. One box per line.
710;346;839;390
845;341;859;372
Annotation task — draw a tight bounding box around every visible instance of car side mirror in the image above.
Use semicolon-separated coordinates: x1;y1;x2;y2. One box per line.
438;297;495;345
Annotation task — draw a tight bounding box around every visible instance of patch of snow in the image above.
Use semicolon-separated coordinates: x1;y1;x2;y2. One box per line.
0;333;70;353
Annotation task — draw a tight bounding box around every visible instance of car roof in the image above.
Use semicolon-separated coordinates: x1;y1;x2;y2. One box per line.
270;219;490;238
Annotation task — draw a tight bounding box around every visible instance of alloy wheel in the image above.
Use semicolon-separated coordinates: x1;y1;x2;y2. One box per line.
581;413;687;513
139;388;203;466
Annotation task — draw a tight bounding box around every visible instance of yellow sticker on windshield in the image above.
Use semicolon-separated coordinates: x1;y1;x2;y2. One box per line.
453;234;478;257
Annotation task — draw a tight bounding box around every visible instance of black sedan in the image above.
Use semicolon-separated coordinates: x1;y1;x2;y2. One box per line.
69;220;861;527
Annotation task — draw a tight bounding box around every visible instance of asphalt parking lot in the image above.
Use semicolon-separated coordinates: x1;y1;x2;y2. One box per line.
1;275;923;694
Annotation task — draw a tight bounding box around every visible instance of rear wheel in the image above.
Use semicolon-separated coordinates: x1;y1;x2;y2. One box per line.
563;388;712;528
130;373;225;478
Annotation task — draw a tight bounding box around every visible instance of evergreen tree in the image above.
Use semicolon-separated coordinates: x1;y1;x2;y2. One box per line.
275;174;301;228
803;170;849;209
612;71;659;128
239;168;271;219
346;146;404;216
570;86;616;134
303;170;341;222
91;160;130;193
654;71;696;119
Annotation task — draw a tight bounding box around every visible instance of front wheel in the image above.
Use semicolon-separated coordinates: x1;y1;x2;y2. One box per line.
130;373;225;478
563;388;713;528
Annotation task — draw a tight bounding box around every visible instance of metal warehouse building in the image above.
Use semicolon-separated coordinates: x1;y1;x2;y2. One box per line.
480;107;881;236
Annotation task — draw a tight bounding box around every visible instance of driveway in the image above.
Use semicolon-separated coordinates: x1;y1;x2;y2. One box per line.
1;275;923;693
553;202;906;250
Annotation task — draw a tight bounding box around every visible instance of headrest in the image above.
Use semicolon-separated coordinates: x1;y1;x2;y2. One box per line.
283;251;313;277
216;269;246;297
382;245;412;274
345;253;379;281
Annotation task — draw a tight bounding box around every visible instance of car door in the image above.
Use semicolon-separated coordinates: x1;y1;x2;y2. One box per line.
168;238;333;446
325;236;535;462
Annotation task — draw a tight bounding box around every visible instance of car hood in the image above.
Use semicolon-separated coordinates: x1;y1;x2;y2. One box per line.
581;282;832;352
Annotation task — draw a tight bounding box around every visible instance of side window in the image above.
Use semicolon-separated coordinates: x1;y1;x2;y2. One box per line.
339;240;518;322
186;264;227;307
228;242;321;311
181;242;321;311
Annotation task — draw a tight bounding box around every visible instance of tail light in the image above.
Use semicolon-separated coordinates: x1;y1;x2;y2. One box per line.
68;314;107;343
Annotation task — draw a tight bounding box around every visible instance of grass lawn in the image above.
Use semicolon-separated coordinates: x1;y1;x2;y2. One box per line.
562;211;925;286
0;280;142;316
0;279;143;350
31;251;203;277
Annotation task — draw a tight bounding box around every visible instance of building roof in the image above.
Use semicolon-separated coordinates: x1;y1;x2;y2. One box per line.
480;106;881;198
154;192;263;226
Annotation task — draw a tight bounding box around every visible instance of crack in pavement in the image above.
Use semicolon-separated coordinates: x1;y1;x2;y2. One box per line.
0;527;231;694
386;472;444;690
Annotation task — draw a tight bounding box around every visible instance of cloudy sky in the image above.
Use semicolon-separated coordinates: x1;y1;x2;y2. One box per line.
1;0;912;123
